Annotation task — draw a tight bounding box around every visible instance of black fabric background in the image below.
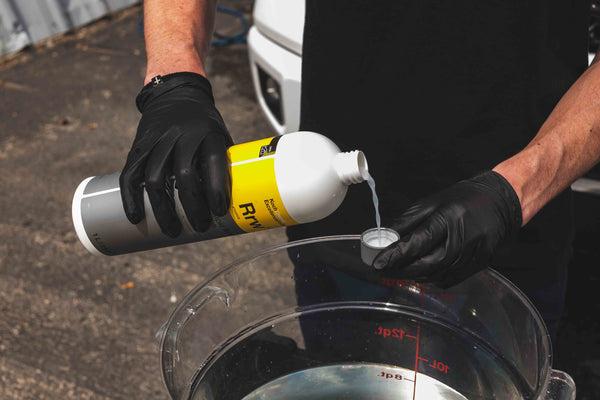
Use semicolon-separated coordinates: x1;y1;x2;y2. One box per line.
288;0;590;294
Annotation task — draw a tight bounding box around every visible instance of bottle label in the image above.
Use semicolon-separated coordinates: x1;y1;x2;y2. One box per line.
227;136;297;232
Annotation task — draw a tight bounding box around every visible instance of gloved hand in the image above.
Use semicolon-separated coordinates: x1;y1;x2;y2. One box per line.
373;171;522;288
120;72;233;237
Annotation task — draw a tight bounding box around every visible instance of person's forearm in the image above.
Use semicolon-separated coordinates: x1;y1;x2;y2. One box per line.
493;57;600;225
143;0;217;84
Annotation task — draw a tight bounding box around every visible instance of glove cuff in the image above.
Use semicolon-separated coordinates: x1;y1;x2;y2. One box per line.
473;170;523;238
135;72;214;112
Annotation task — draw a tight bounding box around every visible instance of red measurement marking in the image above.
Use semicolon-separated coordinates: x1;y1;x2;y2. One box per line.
374;326;406;339
377;371;404;380
377;280;455;400
380;278;412;288
428;359;450;374
412;323;420;400
436;291;456;305
411;284;426;400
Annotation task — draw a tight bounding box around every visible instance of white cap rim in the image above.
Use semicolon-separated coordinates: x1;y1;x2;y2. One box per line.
72;177;104;256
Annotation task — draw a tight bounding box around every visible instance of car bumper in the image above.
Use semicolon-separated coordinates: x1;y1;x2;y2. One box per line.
247;25;302;135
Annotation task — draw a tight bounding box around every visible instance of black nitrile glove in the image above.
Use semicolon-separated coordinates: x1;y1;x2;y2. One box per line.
120;72;233;237
373;171;522;288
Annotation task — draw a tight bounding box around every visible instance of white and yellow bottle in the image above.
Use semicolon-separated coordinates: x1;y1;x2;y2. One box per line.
72;131;369;255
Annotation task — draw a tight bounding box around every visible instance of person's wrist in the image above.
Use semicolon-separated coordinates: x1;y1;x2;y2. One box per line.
472;170;523;236
135;72;214;112
144;67;206;85
144;45;207;81
144;55;207;85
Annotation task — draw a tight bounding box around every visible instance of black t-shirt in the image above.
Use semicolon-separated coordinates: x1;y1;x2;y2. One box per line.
288;0;590;290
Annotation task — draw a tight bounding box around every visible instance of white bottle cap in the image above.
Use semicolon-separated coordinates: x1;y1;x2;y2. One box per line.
333;151;369;185
360;227;400;266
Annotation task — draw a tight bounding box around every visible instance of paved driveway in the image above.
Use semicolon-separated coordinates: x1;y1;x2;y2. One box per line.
0;4;598;399
0;4;286;399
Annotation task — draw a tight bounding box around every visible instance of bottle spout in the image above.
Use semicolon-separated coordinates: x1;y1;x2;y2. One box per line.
333;150;369;185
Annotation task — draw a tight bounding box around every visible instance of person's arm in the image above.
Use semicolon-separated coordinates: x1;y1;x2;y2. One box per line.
494;56;600;225
143;0;217;83
119;0;233;237
374;54;600;287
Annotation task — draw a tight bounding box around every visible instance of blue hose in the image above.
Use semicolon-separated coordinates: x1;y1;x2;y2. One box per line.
211;6;249;47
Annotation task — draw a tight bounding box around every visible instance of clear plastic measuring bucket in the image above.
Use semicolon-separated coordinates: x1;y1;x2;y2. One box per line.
157;236;576;400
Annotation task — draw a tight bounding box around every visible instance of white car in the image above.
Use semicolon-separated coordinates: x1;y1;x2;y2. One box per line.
247;0;304;135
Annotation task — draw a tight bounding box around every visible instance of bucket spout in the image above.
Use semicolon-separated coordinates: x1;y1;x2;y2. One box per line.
543;370;576;400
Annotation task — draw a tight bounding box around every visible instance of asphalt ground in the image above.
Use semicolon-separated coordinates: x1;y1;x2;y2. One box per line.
0;4;598;399
0;3;286;399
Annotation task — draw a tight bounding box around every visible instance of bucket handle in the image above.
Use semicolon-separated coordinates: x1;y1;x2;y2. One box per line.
543;369;576;400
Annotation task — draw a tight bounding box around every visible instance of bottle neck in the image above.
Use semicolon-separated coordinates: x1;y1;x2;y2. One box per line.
333;151;369;185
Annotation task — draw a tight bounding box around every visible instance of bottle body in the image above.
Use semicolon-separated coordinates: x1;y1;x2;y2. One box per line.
72;131;368;255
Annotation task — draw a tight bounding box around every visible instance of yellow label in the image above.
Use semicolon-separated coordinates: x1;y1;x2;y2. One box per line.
227;137;297;232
